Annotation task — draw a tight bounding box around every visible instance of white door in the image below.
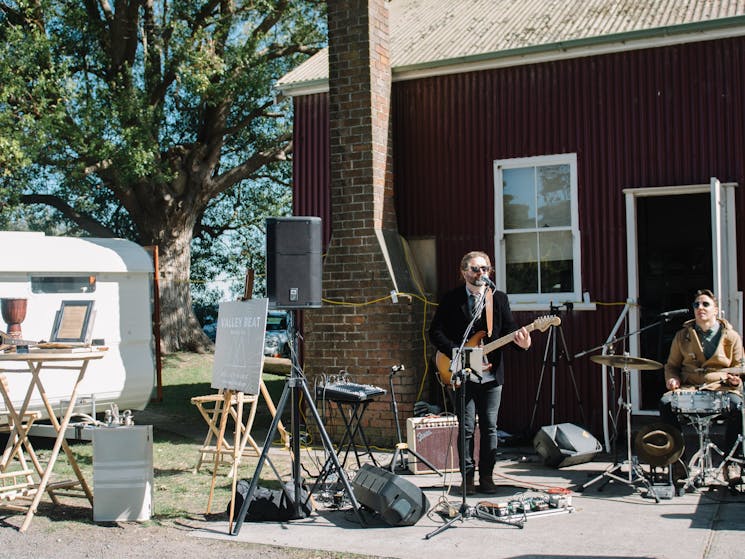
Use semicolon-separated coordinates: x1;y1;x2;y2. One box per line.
711;177;742;331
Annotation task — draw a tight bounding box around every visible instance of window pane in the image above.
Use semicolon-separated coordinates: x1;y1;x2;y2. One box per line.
539;230;573;293
505;232;538;293
537;164;571;227
503;167;535;229
31;276;97;294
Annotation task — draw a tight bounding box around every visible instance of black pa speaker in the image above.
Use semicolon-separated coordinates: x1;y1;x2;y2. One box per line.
266;216;322;309
351;464;429;526
533;423;602;468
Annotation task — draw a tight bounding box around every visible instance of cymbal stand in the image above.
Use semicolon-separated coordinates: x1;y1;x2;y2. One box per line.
529;304;586;430
387;364;443;476
578;357;660;502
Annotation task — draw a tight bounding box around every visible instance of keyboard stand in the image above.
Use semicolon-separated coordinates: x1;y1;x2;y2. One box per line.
312;398;379;491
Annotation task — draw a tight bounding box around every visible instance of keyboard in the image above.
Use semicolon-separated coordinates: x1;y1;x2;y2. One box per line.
316;381;386;403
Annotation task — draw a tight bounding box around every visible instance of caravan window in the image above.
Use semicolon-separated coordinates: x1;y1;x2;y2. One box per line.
31;276;97;293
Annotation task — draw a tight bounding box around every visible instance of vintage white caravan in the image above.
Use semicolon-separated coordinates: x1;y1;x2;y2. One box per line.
0;231;155;424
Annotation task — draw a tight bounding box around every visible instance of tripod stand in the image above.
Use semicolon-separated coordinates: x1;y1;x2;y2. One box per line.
386;364;442;476
232;310;365;535
578;354;661;502
530;304;586;430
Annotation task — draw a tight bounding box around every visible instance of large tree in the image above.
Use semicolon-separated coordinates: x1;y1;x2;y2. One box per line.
0;0;325;352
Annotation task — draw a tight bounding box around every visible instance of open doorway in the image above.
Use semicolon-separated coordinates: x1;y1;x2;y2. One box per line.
636;193;712;410
626;179;739;414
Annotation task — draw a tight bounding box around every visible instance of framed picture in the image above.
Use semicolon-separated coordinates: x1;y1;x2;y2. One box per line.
50;300;96;344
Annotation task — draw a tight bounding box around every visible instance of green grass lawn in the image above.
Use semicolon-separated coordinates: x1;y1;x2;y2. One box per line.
45;352;292;523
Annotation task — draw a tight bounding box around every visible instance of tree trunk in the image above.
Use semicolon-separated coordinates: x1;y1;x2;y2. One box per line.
156;226;213;354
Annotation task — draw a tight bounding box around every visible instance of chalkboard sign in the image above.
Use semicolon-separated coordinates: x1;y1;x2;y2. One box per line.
211;299;268;394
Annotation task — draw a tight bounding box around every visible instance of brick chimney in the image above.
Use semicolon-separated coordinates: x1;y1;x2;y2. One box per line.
303;0;426;446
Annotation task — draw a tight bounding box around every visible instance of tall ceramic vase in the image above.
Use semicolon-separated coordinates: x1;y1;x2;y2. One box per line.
1;297;28;339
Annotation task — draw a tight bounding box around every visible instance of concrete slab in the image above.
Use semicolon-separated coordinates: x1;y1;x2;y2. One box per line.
192;447;745;559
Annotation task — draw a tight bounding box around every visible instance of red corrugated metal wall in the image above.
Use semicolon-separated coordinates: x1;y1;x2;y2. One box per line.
292;93;332;246
293;37;745;437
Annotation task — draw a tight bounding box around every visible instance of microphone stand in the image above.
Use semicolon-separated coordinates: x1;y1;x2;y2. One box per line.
387;365;443;475
426;286;522;539
574;313;681;499
574;315;674;359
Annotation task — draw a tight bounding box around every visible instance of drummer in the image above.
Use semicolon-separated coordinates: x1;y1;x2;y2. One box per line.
660;289;744;485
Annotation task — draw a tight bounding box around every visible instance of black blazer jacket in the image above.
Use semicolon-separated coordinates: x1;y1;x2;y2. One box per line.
429;285;519;386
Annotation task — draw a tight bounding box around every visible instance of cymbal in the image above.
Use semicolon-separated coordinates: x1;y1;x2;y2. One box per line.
590;354;662;370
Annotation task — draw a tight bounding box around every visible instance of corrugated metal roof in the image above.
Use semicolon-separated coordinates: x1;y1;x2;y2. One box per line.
277;0;745;93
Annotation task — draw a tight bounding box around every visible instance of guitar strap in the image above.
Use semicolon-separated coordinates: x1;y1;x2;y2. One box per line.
485;288;493;336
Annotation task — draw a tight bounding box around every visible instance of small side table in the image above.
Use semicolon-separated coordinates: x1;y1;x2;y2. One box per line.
0;350;104;532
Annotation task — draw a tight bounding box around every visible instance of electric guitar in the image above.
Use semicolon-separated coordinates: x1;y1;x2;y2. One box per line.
435;315;560;386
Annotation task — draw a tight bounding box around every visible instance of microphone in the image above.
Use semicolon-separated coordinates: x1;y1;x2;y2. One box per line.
390;364;405;374
480;275;497;289
658;308;689;318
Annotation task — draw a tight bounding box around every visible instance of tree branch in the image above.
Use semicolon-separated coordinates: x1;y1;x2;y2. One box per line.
212;136;293;194
20;194;118;238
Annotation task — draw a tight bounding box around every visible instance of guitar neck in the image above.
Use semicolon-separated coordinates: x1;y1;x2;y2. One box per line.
482;323;537;355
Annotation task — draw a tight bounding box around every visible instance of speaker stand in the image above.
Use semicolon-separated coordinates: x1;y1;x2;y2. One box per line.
529;305;586;431
232;311;366;535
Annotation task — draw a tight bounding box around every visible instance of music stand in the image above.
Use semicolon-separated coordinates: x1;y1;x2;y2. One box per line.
232;310;365;535
577;353;662;502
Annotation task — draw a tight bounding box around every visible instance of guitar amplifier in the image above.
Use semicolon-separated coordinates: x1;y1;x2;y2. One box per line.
405;416;479;474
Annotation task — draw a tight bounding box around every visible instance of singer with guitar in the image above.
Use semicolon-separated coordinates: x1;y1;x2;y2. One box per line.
429;251;532;495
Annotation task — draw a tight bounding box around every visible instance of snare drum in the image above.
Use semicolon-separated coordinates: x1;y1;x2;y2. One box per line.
670;390;730;414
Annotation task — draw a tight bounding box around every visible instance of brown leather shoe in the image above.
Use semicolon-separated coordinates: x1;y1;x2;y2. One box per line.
478;476;499;494
724;461;742;487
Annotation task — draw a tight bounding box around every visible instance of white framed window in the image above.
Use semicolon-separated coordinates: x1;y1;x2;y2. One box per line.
494;153;582;307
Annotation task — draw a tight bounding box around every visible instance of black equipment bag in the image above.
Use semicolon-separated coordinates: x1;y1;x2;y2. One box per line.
229;479;312;522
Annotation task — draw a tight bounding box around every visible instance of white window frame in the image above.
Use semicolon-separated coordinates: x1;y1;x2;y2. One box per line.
494;153;589;310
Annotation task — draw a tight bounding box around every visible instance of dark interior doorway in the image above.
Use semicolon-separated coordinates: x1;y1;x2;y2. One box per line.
636;192;712;410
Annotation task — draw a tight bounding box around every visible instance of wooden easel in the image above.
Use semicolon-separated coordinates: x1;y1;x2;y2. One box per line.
201;272;289;527
192;379;289;474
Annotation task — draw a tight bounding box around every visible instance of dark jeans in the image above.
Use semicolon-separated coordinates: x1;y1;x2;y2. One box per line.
451;380;503;479
659;390;744;458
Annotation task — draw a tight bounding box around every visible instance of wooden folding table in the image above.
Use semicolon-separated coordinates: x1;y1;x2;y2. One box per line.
0;350;104;532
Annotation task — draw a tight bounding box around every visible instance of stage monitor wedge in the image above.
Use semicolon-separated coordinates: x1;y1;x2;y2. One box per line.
266;216;322;309
533;423;602;468
351;464;429;526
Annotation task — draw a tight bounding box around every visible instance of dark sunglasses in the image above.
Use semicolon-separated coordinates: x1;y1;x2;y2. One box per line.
469;265;491;273
692;300;712;309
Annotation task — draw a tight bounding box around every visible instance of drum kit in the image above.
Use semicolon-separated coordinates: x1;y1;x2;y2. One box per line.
579;354;745;497
668;377;744;493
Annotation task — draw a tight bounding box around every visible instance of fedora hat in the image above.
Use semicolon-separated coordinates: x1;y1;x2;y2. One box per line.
634;423;684;467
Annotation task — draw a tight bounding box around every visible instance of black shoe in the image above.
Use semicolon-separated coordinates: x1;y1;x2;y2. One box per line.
478;477;499;495
461;474;476;495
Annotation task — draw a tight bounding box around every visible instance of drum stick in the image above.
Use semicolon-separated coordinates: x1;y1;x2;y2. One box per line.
699;380;723;391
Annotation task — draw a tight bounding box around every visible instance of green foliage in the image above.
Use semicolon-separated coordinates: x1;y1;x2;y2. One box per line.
0;1;327;336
